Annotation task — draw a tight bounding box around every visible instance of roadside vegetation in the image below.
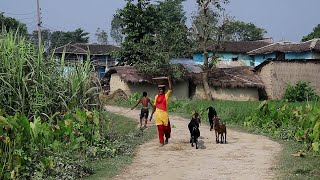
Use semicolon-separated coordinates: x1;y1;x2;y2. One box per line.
0;31;156;180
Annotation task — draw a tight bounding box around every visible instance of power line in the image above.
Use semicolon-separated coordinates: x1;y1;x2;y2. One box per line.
41;24;59;31
0;10;36;16
18;15;38;21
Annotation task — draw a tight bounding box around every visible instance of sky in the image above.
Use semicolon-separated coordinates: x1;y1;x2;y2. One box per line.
1;0;320;43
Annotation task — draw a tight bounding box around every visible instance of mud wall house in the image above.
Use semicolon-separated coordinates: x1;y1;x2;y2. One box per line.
193;40;272;67
248;38;320;66
105;66;190;99
191;67;264;101
54;43;119;78
254;59;320;100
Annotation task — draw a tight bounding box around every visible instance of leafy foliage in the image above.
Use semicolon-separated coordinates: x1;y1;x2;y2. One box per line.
95;28;108;44
283;81;319;102
114;0;191;78
0;109;110;179
29;28;52;51
223;20;267;41
50;28;89;49
245;101;320;153
110;15;124;44
0;13;27;36
302;24;320;42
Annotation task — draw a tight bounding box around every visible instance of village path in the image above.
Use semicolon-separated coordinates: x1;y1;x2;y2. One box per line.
105;105;282;180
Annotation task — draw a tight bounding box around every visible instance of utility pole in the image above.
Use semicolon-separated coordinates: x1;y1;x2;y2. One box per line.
36;0;42;49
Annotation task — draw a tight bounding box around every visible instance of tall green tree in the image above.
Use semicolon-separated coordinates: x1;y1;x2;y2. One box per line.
110;15;124;44
302;24;320;42
0;13;27;35
114;0;191;77
95;28;108;44
50;28;89;49
116;0;159;66
223;20;266;41
156;0;192;58
30;28;52;51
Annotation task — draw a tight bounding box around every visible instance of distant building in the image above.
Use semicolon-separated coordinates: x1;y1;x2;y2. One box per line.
248;39;320;66
193;40;272;67
105;65;264;101
54;43;119;78
254;59;320;100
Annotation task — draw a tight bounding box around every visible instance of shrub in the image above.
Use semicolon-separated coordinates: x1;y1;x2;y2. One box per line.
283;81;319;102
245;101;320;153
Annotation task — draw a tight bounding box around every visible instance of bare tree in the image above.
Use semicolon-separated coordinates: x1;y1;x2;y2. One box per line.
193;0;229;100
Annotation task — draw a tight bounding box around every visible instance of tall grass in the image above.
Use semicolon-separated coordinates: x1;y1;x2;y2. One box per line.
0;30;107;179
0;30;100;117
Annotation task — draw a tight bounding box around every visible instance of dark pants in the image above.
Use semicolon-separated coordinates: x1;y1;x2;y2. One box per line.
140;108;149;119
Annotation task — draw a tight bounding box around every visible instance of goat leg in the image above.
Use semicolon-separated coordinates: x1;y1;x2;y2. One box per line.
220;133;223;144
191;136;194;147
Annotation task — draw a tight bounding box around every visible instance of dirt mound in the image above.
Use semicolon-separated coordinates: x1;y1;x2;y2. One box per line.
100;89;128;104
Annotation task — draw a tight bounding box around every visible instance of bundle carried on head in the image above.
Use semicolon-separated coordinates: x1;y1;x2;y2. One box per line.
152;77;168;87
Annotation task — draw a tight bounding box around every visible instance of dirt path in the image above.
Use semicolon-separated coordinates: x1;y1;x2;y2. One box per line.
105;105;282;180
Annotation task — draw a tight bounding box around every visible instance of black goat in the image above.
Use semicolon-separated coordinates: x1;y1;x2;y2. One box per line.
208;106;217;131
188;113;201;149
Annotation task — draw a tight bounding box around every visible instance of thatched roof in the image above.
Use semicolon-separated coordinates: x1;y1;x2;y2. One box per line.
54;43;119;55
248;39;320;55
105;66;153;84
105;61;203;84
106;65;263;88
192;66;264;88
196;41;271;53
254;59;320;72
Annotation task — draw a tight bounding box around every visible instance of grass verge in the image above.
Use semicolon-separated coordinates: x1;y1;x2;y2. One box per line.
86;113;157;180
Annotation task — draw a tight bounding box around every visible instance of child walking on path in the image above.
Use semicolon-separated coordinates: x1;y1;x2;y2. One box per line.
131;92;154;128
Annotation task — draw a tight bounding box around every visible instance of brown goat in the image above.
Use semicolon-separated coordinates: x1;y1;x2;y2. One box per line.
213;116;227;144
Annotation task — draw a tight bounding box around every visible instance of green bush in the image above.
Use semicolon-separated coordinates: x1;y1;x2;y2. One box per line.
283;81;319;102
245;101;320;153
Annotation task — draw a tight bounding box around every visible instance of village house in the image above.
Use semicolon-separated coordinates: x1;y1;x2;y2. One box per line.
193;40;272;67
191;66;264;101
54;43;119;78
105;65;192;99
254;59;320;100
248;38;320;66
105;63;264;101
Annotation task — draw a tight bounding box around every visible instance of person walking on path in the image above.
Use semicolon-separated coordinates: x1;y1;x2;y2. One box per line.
150;77;172;147
131;92;154;129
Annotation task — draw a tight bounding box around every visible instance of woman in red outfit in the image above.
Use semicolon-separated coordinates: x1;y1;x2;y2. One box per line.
150;77;172;147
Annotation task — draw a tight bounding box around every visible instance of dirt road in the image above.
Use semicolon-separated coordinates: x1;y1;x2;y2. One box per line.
106;105;282;180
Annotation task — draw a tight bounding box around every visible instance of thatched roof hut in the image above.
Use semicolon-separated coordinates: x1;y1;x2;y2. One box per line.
105;65;263;101
105;66;153;84
192;66;264;89
248;39;320;55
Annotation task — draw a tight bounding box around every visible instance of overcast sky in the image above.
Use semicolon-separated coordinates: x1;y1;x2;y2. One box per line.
1;0;319;43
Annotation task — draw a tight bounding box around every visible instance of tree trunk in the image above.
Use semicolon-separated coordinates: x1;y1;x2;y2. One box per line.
202;69;212;100
202;51;213;100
